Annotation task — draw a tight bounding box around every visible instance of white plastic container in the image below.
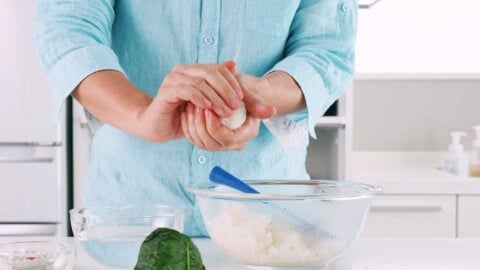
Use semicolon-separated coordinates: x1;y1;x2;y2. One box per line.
441;131;469;177
470;126;480;177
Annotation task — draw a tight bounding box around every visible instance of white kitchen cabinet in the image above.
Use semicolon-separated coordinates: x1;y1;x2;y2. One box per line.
72;101;91;209
0;0;68;236
306;86;353;180
0;0;57;142
356;0;480;76
362;195;456;237
0;162;58;222
458;195;480;237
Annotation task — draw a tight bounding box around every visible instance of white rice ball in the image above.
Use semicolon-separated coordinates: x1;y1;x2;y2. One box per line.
221;102;246;130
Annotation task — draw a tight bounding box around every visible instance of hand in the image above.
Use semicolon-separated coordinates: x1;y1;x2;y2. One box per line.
181;103;261;151
161;61;243;116
136;61;243;142
180;73;276;151
234;73;276;119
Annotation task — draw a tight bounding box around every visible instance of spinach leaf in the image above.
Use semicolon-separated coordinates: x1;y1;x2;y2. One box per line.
135;228;206;270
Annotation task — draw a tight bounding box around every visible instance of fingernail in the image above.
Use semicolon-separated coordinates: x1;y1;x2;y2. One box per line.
205;110;211;120
222;106;232;116
204;98;212;107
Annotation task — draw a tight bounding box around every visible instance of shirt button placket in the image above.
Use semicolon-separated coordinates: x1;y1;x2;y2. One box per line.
203;36;214;45
197;155;207;164
191;0;220;188
197;0;220;64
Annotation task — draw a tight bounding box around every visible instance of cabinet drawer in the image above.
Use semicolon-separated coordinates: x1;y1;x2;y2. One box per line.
362;195;456;237
458;195;480;237
0;162;59;222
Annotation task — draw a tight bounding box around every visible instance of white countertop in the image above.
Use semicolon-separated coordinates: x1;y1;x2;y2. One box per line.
1;237;480;269
352;152;480;195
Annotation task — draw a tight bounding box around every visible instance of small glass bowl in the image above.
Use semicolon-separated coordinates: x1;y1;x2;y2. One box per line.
70;204;185;269
0;241;75;270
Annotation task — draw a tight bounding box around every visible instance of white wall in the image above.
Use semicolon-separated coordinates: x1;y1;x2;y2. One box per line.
353;80;480;151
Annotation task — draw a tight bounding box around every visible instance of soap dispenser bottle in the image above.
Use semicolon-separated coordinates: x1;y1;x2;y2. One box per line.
441;131;469;177
470;126;480;177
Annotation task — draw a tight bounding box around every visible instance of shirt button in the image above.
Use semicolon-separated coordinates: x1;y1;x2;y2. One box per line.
342;4;349;12
198;155;207;164
204;36;214;45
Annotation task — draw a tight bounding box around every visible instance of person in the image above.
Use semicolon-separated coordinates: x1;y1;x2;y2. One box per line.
35;0;357;236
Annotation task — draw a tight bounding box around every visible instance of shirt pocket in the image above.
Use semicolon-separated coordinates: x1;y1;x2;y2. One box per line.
244;0;299;37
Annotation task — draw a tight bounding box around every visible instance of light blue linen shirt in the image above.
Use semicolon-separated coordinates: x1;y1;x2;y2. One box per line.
35;0;357;236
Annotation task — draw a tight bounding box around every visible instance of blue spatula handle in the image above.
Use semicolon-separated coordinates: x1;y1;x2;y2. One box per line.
209;166;260;194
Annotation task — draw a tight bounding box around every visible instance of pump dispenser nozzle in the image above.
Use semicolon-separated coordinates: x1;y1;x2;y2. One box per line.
449;131;467;153
473;126;480;148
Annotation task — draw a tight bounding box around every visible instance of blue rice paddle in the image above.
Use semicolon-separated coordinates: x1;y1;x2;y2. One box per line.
209;166;260;194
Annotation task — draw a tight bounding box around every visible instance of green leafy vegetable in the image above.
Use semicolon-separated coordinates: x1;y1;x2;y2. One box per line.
134;228;206;270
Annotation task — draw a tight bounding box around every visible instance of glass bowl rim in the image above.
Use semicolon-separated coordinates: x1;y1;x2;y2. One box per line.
188;180;382;201
0;240;74;255
69;204;185;219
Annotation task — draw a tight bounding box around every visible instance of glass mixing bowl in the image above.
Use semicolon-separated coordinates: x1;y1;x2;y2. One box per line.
0;241;75;270
70;204;185;269
189;180;381;270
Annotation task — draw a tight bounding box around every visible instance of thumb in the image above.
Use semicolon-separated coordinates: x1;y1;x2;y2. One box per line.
223;60;237;74
243;89;276;119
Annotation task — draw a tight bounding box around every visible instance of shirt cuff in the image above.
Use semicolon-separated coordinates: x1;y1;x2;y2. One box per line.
267;56;328;139
262;116;308;153
47;44;125;122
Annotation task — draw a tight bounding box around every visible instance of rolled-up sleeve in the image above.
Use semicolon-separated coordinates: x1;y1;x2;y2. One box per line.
268;0;357;138
35;0;124;120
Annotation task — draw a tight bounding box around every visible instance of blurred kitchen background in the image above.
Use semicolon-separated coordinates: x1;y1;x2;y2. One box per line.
1;0;479;238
